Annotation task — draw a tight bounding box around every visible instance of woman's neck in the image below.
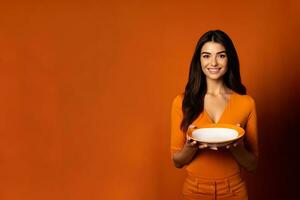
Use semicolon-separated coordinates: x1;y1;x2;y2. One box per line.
206;78;230;95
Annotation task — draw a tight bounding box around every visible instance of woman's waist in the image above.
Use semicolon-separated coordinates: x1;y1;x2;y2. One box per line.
186;167;242;179
185;150;241;178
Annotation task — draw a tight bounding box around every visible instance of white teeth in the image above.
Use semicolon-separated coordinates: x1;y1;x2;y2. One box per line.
208;68;221;73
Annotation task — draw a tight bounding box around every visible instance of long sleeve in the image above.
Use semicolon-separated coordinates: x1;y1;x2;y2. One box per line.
170;95;186;156
244;97;259;158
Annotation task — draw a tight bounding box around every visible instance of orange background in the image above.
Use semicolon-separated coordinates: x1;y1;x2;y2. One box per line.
0;0;299;199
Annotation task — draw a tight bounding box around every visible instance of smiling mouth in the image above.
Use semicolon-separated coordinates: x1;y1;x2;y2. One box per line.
207;68;221;73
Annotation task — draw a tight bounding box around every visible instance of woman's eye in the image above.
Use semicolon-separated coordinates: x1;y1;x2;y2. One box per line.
203;55;209;58
219;54;226;58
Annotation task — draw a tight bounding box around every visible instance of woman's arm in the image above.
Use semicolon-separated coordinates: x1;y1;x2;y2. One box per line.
170;95;209;168
229;97;259;172
170;95;200;168
229;144;257;171
172;139;199;168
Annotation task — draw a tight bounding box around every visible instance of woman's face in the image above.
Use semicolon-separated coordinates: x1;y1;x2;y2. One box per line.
200;41;228;80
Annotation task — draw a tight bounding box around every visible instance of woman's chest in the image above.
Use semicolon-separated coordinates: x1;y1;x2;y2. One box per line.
204;94;230;124
192;94;251;128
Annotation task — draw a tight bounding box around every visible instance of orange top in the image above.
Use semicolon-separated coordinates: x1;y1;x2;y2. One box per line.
170;91;259;178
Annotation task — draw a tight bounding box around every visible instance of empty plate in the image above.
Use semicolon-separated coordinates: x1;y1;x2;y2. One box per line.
187;123;245;148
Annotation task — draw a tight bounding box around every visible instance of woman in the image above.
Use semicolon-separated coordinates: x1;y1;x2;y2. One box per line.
170;30;258;200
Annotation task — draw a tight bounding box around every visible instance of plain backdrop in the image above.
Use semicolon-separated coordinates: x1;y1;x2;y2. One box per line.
0;0;299;199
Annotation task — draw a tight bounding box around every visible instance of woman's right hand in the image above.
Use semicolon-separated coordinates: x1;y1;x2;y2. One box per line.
185;136;209;149
186;125;208;149
184;137;198;148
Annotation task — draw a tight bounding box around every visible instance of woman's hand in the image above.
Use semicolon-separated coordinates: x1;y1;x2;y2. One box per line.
225;138;244;149
184;137;199;148
187;125;208;149
225;123;244;149
185;125;199;148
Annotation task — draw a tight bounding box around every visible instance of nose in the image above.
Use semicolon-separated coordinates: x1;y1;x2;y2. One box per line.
210;56;218;66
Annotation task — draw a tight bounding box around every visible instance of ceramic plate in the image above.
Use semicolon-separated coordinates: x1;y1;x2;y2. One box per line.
187;123;245;147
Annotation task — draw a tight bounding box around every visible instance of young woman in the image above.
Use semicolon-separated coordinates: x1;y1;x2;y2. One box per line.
170;30;258;200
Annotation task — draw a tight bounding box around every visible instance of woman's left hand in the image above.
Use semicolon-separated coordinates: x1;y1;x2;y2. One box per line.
225;138;244;149
225;123;244;149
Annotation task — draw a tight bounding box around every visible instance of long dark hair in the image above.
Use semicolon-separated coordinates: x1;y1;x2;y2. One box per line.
180;30;246;133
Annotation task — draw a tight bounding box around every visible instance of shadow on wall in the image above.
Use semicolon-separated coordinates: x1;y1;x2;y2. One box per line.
245;32;300;199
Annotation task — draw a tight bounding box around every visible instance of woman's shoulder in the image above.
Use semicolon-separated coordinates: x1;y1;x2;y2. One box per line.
171;93;184;115
171;93;184;106
233;91;256;108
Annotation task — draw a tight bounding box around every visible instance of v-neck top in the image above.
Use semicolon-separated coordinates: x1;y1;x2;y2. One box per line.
170;91;259;178
204;92;234;124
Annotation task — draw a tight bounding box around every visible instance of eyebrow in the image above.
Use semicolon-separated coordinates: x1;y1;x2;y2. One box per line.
201;50;226;54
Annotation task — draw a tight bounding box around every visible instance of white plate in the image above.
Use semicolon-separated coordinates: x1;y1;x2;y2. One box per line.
192;128;239;143
186;123;245;148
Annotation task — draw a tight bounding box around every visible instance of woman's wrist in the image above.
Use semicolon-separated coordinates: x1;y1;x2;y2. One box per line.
173;146;198;168
229;144;243;153
229;144;257;171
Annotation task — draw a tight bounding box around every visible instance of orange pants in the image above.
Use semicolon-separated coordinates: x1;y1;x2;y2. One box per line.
182;172;248;200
